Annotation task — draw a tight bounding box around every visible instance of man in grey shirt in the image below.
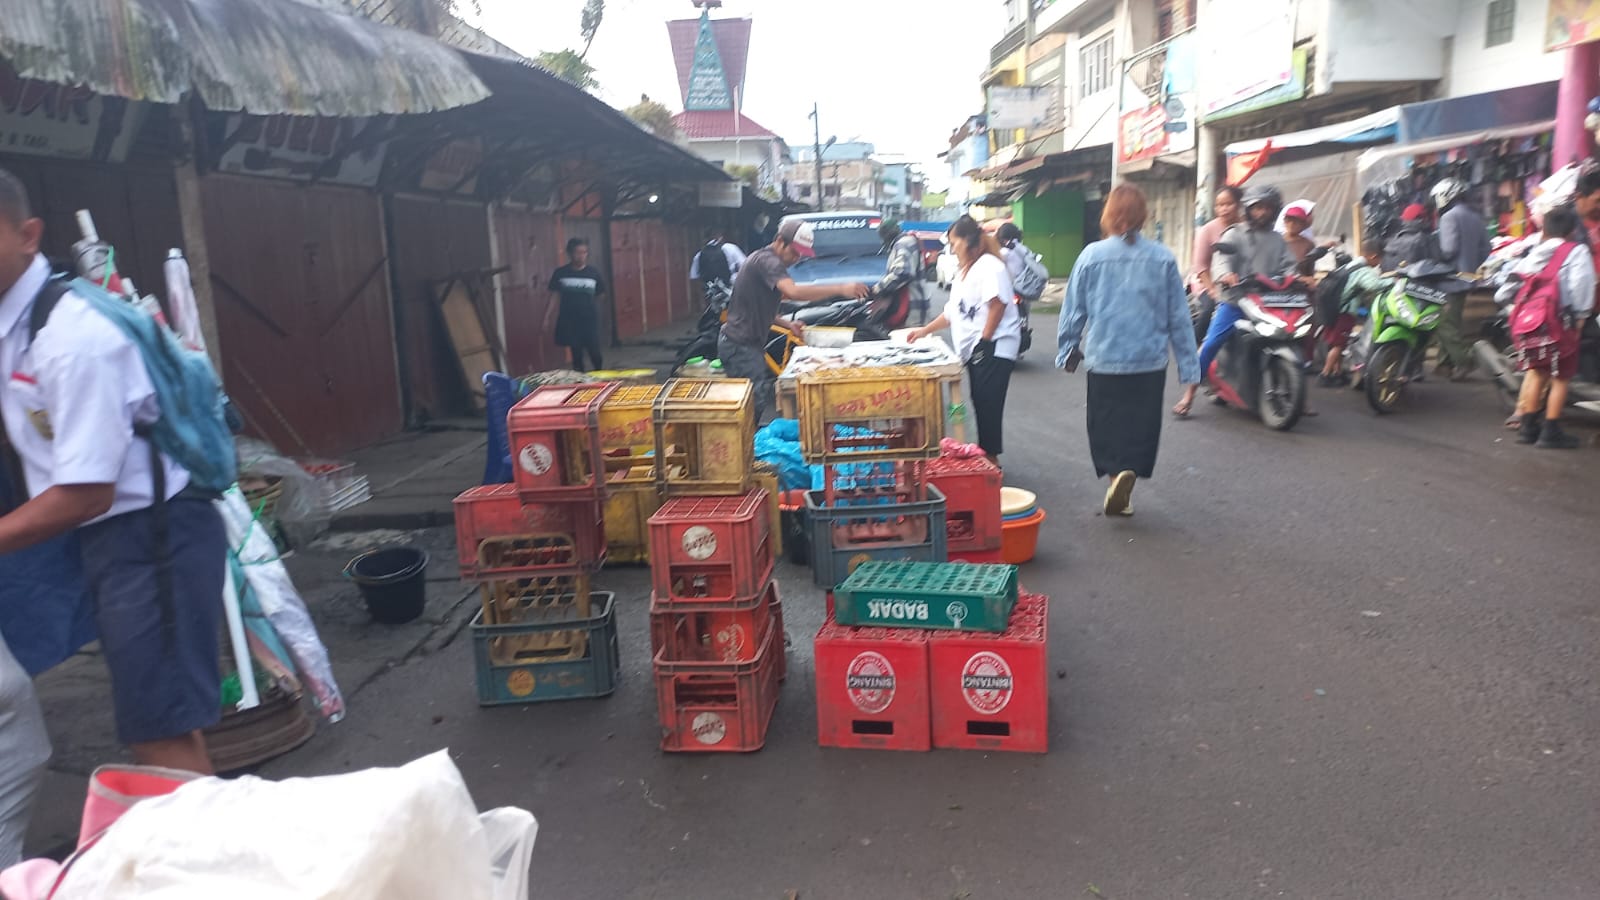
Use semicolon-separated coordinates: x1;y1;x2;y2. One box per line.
718;219;868;422
1433;177;1490;380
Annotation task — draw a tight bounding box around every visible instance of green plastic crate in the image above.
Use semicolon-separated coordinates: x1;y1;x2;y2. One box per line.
835;561;1019;632
472;592;619;706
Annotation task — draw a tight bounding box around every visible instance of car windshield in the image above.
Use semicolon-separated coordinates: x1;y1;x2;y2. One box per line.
802;215;886;259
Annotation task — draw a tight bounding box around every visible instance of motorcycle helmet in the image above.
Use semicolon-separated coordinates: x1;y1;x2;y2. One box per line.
1429;177;1468;211
1241;184;1283;214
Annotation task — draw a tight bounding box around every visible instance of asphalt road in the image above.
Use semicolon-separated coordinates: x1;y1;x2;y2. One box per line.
271;357;1600;900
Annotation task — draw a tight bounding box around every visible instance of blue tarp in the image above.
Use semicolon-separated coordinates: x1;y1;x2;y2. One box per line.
1397;81;1559;145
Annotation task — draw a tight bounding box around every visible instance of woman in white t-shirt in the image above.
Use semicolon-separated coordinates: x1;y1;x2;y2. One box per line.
908;215;1023;463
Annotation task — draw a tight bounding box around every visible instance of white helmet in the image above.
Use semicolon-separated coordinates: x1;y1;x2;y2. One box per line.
1430;177;1468;211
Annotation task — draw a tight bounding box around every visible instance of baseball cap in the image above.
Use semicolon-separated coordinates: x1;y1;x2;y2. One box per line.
1401;203;1427;222
1282;202;1312;223
778;219;816;257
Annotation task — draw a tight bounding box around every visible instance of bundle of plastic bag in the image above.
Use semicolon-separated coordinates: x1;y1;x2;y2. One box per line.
44;751;536;900
754;418;810;490
217;488;345;722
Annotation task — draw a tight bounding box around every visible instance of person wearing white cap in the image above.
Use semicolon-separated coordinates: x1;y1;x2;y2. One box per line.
718;219;868;422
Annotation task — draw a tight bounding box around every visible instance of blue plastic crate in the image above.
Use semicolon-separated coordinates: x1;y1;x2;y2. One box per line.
472;592;619;706
804;486;947;589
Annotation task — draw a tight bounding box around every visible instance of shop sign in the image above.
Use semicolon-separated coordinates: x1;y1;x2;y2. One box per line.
0;61;143;163
216;114;390;187
1118;104;1169;165
1203;49;1309;123
988;85;1059;131
1198;0;1295;116
1547;0;1600;51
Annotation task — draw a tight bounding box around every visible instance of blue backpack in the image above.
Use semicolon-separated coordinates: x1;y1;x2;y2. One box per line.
31;276;238;494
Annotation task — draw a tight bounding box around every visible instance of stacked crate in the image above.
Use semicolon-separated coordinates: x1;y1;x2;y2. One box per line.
796;367;949;589
596;384;668;563
645;378;786;752
456;383;618;706
927;456;1004;564
814;561;1048;753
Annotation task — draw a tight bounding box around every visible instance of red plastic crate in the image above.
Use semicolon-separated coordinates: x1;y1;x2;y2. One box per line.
814;620;931;751
928;457;1002;553
508;383;619;502
929;592;1049;753
654;616;782;753
650;580;778;664
452;484;606;578
647;491;774;603
820;459;928;507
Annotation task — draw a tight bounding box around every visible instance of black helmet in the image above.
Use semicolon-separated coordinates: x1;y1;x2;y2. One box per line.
995;222;1023;245
1242;185;1283;212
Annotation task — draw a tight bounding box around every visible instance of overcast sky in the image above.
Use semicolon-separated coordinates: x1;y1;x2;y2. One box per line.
464;0;1003;190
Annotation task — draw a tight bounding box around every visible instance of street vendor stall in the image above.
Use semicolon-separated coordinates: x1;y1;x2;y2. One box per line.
775;338;969;442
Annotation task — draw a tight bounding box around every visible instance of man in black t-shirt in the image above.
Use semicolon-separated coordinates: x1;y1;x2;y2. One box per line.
719;219;869;422
546;238;606;372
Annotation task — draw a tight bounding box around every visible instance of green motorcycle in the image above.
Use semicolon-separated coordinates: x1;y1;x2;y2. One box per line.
1348;260;1476;414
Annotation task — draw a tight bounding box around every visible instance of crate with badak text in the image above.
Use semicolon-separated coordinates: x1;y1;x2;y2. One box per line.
654;613;783;753
508;382;618;503
798;367;944;464
651;581;783;666
835;560;1018;632
653;378;756;497
647;490;774;604
927;456;1002;554
804;486;947;589
929;592;1049;753
814;619;932;752
452;484;606;580
472;591;619;706
598;384;667;489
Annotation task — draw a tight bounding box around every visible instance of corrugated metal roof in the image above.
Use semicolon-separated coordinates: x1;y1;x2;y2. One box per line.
0;0;491;116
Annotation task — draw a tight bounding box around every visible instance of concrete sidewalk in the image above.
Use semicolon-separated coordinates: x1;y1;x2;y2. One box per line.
21;318;702;858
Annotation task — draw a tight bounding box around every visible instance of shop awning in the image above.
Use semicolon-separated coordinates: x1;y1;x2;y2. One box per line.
1224;107;1400;158
1356;119;1557;185
1396;81;1559;144
0;0;491;116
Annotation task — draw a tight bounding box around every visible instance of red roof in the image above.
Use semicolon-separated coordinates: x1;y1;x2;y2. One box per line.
666;17;752;106
673;110;776;140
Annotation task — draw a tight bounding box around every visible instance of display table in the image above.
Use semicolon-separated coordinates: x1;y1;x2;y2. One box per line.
776;339;968;441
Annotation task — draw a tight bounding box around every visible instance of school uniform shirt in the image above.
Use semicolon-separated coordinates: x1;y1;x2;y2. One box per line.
946;254;1023;362
0;256;188;522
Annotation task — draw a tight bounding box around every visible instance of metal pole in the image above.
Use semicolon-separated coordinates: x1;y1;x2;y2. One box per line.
812;102;824;210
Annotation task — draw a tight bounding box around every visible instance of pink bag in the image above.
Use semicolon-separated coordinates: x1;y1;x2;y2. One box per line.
0;765;198;899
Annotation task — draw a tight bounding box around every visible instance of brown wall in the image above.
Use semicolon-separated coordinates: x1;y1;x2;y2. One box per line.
388;194;493;420
610;218;695;341
202;175;401;456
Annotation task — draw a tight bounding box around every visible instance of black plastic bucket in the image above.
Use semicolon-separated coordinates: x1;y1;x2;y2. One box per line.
779;489;809;566
344;547;430;624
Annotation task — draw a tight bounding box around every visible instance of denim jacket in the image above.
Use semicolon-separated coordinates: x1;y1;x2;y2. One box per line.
1056;233;1201;383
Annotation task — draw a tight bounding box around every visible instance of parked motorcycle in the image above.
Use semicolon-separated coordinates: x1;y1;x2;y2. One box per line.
1346;260;1475;414
1204;242;1317;431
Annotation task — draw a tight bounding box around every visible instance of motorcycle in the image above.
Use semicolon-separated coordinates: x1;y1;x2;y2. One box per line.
1204;242;1317;431
1345;260;1476;414
674;280;911;376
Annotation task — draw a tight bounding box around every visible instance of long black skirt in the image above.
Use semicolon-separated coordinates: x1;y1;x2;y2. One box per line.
1086;370;1166;479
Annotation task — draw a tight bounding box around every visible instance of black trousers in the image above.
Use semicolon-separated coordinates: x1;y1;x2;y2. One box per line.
564;336;603;372
967;356;1015;457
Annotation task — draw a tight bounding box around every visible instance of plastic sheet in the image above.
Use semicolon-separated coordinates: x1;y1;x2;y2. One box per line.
235;437;331;547
217;489;345;722
754;418;810;490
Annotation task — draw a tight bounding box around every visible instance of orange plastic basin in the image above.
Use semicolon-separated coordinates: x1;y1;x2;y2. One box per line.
1000;509;1047;565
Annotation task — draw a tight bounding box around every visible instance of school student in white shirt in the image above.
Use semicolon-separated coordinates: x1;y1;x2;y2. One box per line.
907;215;1023;464
0;168;226;782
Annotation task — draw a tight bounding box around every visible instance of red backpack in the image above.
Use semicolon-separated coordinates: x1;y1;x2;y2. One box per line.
1510;242;1578;352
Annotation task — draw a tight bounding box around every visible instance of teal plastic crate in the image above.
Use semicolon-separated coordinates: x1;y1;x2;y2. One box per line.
835;561;1019;632
472;592;619;706
804;486;947;589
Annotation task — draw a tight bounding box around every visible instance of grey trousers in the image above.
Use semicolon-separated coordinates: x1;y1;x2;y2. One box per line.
0;632;49;868
717;333;777;423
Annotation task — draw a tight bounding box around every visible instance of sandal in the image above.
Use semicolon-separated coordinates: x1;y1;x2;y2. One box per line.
1172;399;1192;418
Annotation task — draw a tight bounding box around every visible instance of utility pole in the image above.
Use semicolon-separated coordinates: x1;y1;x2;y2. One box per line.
810;103;824;210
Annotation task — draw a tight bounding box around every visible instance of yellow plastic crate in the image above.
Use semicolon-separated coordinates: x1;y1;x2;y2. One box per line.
604;480;665;564
653;378;755;496
598;384;666;485
797;367;945;462
751;460;783;560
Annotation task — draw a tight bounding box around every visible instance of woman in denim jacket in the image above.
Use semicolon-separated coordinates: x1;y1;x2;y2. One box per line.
1057;184;1200;517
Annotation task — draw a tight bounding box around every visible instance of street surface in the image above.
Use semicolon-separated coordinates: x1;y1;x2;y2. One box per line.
267;354;1600;899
